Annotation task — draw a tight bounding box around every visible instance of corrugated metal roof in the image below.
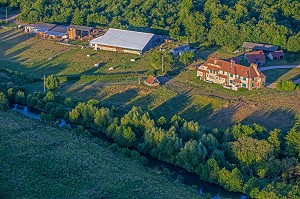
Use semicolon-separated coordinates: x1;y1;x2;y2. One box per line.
69;25;93;32
172;44;190;52
33;23;56;33
242;42;278;52
90;28;155;51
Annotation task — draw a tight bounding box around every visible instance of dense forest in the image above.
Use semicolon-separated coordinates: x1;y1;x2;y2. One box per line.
1;0;300;52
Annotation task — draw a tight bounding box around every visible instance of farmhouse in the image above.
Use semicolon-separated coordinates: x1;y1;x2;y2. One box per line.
90;28;158;54
242;42;278;53
197;58;266;90
68;25;94;40
171;44;191;56
144;75;160;87
268;50;284;61
245;50;266;66
44;25;68;39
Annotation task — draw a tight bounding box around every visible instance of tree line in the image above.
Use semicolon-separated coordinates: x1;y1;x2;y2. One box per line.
1;0;300;52
1;87;300;198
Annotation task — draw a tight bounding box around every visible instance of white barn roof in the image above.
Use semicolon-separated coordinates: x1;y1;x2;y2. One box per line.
90;28;155;51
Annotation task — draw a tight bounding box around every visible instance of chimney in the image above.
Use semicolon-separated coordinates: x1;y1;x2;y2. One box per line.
251;63;259;76
230;59;235;68
214;58;218;65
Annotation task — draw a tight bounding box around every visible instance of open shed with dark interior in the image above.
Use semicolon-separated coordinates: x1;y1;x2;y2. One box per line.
68;25;94;40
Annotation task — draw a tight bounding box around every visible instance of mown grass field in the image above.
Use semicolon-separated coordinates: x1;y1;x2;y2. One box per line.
0;111;204;199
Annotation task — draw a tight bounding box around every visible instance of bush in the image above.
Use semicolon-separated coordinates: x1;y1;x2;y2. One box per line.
45;75;60;91
276;80;297;91
7;88;15;101
0;92;9;111
44;91;55;102
15;90;26;104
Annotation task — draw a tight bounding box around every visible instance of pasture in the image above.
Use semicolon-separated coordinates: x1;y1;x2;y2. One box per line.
0;111;204;199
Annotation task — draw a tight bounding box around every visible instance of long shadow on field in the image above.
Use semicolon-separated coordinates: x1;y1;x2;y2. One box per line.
0;28;16;38
101;89;139;106
1;45;32;62
203;102;242;130
153;92;191;120
242;108;296;131
129;93;156;108
180;103;214;123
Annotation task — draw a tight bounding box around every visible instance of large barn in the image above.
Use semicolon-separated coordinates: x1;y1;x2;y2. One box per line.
90;28;158;54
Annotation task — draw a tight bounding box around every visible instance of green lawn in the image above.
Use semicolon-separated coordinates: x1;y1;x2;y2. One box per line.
0;111;205;199
263;68;300;83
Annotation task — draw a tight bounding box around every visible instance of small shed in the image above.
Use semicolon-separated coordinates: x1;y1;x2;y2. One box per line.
68;25;94;40
268;50;284;61
170;44;190;56
144;75;160;87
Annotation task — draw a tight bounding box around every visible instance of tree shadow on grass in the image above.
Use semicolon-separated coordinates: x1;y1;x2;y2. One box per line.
101;89;139;106
153;92;191;120
129;93;156;108
180;103;214;124
242;108;296;131
203;102;243;130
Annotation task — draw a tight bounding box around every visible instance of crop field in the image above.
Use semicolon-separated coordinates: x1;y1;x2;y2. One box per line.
0;111;204;199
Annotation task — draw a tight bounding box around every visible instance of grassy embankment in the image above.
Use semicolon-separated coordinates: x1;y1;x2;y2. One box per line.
1;28;300;131
0;111;205;199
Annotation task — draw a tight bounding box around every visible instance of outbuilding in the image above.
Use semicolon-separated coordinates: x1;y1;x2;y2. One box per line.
68;25;94;40
242;42;278;53
245;50;266;67
144;75;160;87
90;28;158;54
25;23;56;36
170;44;190;56
45;25;68;39
268;50;284;61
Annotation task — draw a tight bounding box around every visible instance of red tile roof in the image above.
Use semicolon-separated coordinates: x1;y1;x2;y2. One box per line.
145;75;160;85
270;50;284;58
245;50;266;63
203;58;266;79
198;69;209;73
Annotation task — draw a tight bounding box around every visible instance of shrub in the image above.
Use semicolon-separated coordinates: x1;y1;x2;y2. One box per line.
7;88;15;101
15;90;26;104
276;80;297;91
44;91;55;102
45;75;60;91
0;92;9;111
